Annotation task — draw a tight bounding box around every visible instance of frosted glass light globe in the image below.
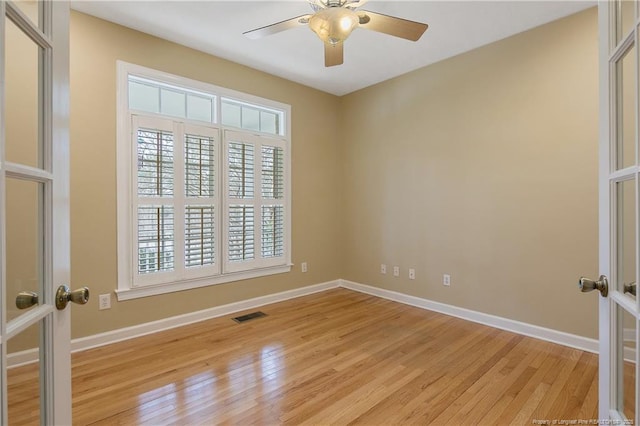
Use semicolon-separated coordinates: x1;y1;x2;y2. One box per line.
309;7;359;45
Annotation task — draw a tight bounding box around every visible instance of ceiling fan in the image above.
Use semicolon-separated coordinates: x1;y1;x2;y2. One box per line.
243;0;429;67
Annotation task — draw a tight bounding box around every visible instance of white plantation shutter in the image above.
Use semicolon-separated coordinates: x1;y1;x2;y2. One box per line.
261;205;284;258
228;141;255;198
138;205;174;273
118;64;290;298
227;141;256;265
132;116;220;286
183;126;219;274
185;134;215;197
261;145;285;259
225;131;288;272
185;206;215;267
229;205;255;261
137;129;174;197
261;145;283;199
133;116;177;284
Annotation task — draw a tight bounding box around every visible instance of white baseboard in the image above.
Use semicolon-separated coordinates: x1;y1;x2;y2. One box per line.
8;278;599;368
71;279;340;353
7;348;39;369
8;280;340;368
339;279;599;354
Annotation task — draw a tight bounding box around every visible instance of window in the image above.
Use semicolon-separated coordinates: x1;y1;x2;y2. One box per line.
117;62;291;300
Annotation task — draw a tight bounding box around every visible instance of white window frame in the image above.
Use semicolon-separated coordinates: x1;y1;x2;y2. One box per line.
116;61;291;301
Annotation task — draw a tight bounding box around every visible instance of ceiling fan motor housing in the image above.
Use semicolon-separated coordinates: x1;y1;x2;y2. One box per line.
309;0;358;12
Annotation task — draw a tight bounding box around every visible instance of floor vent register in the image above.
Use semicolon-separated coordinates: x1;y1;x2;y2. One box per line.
232;311;268;323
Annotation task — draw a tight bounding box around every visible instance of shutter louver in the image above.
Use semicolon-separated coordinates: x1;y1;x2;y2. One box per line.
185;206;215;267
185;134;215;197
228;142;254;198
227;140;256;263
261;146;284;199
184;133;217;269
228;205;255;261
137;128;173;197
138;206;174;273
261;205;284;258
261;145;284;259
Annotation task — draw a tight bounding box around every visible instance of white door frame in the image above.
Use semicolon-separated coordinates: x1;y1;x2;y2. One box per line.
598;0;640;423
598;0;612;420
0;1;72;424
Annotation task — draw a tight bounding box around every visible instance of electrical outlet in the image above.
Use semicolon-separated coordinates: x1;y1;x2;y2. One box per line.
409;268;416;280
98;294;111;310
393;266;400;277
381;264;387;274
301;262;308;273
443;274;451;286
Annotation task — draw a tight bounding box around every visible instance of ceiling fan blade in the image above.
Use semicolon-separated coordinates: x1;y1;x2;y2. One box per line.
324;42;343;67
243;14;312;39
358;11;428;41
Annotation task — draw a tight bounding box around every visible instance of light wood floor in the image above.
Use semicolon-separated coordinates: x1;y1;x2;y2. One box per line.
9;288;603;425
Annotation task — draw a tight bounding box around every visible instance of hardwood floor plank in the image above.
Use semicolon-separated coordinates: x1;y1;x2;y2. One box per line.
545;352;598;419
510;382;550;425
6;288;605;425
528;346;583;421
576;368;599;421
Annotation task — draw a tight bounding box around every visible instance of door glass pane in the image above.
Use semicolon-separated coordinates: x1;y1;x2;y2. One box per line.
12;0;42;29
5;17;43;169
617;306;636;421
615;180;636;297
615;44;636;170
616;179;636;298
6;178;44;322
7;321;42;425
618;0;636;44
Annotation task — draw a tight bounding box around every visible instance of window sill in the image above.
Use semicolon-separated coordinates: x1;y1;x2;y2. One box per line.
115;264;292;301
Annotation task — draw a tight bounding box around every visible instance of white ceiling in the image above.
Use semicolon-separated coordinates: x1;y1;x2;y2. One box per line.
71;1;596;96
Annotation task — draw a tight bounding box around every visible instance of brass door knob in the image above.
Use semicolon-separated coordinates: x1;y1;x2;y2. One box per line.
16;291;38;310
624;282;637;296
56;285;90;310
578;275;609;297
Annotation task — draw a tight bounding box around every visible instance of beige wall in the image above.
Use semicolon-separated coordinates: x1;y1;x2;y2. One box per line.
68;12;344;338
6;6;601;345
339;8;599;338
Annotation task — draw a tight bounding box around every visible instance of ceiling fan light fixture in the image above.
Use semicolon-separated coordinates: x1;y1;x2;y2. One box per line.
309;7;359;45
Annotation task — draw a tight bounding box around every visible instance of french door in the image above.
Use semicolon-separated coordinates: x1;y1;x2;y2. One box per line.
597;0;640;423
0;0;77;424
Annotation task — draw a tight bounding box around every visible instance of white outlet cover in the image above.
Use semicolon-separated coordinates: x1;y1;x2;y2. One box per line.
99;294;111;310
393;266;400;277
409;268;415;280
443;274;451;286
301;262;308;273
381;264;387;274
